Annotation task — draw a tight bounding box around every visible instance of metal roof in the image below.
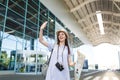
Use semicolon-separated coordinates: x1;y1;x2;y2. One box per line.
63;0;120;46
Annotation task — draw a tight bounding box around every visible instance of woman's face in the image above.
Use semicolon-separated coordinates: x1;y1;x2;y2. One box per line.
58;32;66;42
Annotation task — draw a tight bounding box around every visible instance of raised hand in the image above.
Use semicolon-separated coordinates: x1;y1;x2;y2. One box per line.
40;21;48;30
39;21;48;47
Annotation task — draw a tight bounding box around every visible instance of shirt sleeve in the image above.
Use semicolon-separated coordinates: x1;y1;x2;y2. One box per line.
47;42;54;52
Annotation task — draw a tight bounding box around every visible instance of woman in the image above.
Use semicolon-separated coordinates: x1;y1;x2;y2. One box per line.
39;21;75;80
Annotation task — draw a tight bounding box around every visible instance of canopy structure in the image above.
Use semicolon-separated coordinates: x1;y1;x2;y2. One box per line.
63;0;120;46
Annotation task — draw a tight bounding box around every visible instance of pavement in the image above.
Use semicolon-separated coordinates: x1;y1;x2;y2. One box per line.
0;69;101;80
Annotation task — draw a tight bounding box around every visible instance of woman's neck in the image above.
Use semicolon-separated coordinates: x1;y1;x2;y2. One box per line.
59;42;65;46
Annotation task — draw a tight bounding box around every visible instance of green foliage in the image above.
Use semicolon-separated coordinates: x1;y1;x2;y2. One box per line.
0;51;7;59
38;54;43;58
19;66;25;72
0;51;10;69
30;54;36;57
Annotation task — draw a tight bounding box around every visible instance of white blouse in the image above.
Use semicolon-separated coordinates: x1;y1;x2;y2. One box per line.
45;43;73;80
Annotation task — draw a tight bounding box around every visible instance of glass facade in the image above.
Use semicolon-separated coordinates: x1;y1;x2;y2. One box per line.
0;0;56;72
0;0;83;72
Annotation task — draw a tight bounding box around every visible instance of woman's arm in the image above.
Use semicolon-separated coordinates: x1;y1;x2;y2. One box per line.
39;21;48;47
68;55;76;66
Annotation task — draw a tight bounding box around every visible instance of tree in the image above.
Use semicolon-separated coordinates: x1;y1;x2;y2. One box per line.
0;51;10;70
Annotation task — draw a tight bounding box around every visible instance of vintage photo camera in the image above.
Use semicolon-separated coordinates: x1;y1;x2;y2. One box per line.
55;62;64;71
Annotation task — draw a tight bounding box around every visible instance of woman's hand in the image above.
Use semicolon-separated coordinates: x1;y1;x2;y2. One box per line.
68;55;76;66
69;62;76;66
40;21;47;30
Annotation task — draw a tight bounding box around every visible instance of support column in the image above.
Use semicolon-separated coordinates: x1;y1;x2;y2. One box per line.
0;39;2;52
118;51;120;69
30;38;34;50
1;0;9;52
0;32;2;52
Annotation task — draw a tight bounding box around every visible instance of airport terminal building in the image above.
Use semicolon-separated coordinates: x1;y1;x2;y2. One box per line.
1;0;120;80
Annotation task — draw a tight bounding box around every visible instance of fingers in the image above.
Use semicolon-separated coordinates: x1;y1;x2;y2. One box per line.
40;21;48;30
74;62;76;65
43;21;47;26
73;62;76;66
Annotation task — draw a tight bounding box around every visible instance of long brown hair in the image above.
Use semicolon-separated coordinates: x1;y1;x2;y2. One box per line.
57;31;70;55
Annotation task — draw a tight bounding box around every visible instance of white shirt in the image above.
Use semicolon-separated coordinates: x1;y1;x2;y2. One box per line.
45;43;73;80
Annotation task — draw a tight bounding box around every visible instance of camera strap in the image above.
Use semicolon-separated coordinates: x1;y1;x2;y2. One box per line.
57;45;65;63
